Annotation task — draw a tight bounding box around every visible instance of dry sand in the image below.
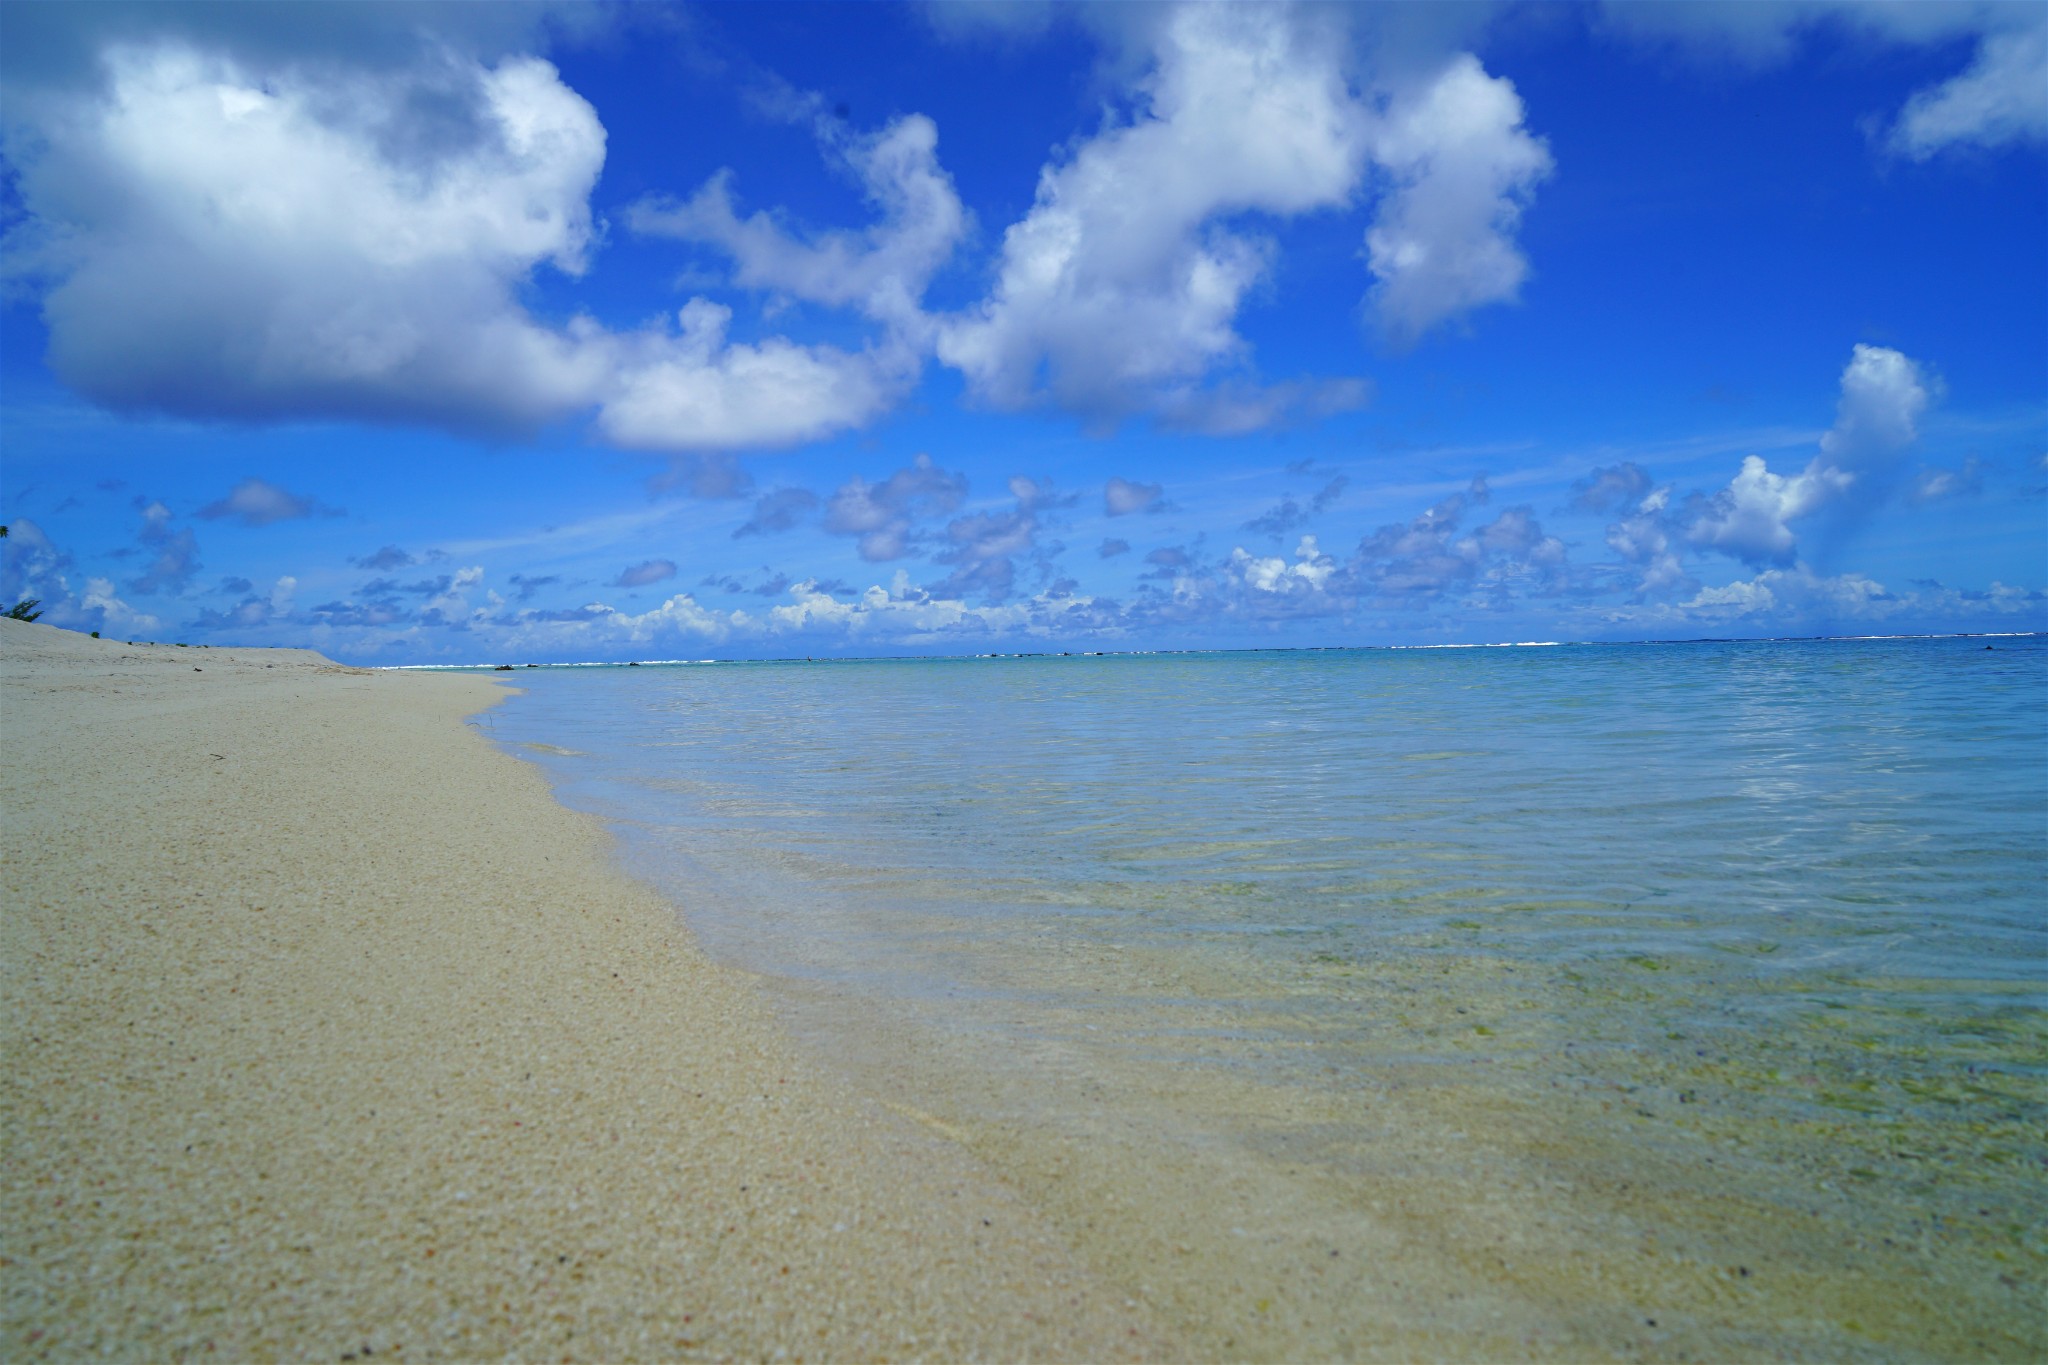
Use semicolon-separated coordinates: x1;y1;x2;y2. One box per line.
0;620;1169;1360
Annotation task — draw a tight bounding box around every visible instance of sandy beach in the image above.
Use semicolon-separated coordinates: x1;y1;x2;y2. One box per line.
0;620;1166;1360
7;620;2041;1363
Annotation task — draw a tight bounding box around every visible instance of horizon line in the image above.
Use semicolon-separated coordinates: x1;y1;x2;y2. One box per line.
381;630;2046;672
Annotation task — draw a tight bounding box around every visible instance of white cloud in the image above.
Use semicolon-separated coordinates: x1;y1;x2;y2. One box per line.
1226;535;1342;610
4;29;930;456
596;301;913;452
1603;484;1691;596
458;554;2038;655
1684;454;1851;567
12;43;612;433
1820;342;1930;466
0;1;589;95
763;575;1112;642
606;109;983;453
4;5;1553;456
1680;564;1894;620
1589;564;2045;637
766;579;973;636
931;4;1540;418
80;576;162;634
1364;54;1552;346
936;4;1374;424
477;591;749;649
1683;575;1780;615
1891;22;2048;158
608;593;743;642
630;114;968;332
1596;1;2047;160
1687;344;1929;566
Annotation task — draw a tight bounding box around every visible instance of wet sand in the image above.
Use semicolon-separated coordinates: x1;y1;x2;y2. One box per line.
0;620;1165;1359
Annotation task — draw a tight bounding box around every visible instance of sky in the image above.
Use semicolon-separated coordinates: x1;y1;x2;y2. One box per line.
1;0;2043;663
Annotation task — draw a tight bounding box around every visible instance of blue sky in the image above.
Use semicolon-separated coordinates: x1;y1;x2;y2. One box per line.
2;0;2042;663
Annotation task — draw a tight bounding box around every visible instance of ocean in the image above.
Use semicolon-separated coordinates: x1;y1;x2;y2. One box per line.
479;636;2046;1356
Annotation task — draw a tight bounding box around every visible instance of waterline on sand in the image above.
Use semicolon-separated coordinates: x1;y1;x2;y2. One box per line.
491;637;2047;1358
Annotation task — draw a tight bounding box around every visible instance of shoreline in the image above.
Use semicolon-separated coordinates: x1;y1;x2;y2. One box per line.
0;620;1165;1359
486;643;2045;1362
8;619;2040;1361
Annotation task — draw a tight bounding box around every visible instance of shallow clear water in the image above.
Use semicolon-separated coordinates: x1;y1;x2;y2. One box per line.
490;638;2043;994
485;637;2047;1357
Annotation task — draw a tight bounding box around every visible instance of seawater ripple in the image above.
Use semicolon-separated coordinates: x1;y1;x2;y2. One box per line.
491;637;2047;1358
500;638;2044;990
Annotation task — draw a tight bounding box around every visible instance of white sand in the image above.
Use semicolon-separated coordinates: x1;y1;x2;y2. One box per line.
0;620;1168;1359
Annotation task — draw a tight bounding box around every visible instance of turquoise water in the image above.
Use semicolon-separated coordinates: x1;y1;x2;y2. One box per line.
490;638;2042;992
485;636;2047;1356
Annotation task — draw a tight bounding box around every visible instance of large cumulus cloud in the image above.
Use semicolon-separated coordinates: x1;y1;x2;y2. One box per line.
11;42;611;433
1;10;921;453
1686;344;1930;566
3;0;2032;470
933;4;1544;423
